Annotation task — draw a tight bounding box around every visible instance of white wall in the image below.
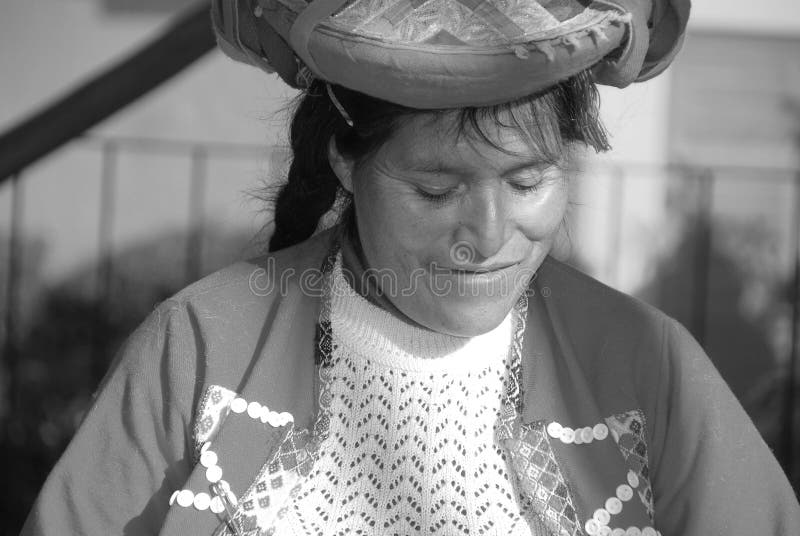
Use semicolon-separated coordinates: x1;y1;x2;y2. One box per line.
691;0;800;35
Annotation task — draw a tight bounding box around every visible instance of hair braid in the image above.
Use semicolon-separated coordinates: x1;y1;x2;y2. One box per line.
268;87;344;252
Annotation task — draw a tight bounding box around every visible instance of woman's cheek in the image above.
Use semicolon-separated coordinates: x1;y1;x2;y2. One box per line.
519;182;569;241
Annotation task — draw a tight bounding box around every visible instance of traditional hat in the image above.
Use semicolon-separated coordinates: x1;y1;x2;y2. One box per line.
211;0;689;108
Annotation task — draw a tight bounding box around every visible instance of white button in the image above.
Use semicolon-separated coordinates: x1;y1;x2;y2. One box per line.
627;470;640;488
193;492;211;511
593;423;609;440
597;527;611;536
169;490;179;506
611;529;626;536
573;433;584;445
581;427;595;444
616;484;634;502
210;496;225;514
200;442;211;453
560;427;575;444
218;479;231;493
641;528;657;536
547;422;563;438
585;518;600;535
625;527;641;536
593;508;611;526
247;401;262;419
605;496;623;515
206;465;223;483
176;489;194;507
279;411;294;424
200;450;218;468
267;413;283;427
230;398;247;413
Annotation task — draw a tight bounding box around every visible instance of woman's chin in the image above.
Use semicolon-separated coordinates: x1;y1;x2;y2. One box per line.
408;294;522;338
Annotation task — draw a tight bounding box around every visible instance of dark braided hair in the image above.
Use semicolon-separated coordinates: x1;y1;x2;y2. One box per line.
267;71;609;252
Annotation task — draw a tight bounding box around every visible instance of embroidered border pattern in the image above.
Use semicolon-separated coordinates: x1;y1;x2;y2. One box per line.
605;409;654;521
506;421;583;536
193;385;237;458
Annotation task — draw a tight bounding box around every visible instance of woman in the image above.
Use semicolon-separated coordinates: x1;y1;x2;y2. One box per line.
22;0;800;534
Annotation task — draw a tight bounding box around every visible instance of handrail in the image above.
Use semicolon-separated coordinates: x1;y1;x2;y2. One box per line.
0;1;215;182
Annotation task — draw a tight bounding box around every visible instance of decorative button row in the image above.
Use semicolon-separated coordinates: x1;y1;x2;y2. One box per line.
547;421;609;444
584;470;654;536
200;442;224;484
584;523;661;536
170;488;226;514
230;397;294;427
169;442;237;513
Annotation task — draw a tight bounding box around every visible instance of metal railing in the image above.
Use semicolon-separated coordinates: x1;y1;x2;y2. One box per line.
0;1;214;183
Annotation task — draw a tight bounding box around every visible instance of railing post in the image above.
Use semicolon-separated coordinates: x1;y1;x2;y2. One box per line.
605;165;625;287
186;146;208;283
91;142;118;385
781;172;800;480
2;173;24;443
691;167;714;347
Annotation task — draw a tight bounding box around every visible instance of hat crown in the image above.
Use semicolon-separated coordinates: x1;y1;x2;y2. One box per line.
317;0;612;47
213;0;690;108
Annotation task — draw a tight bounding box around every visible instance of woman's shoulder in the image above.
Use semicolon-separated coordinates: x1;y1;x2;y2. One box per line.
533;256;705;407
536;255;674;343
114;229;336;392
168;227;337;308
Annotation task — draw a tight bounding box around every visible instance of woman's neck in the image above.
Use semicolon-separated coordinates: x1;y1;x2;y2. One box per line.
339;229;430;331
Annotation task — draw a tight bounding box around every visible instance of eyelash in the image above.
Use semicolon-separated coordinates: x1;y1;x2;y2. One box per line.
415;181;542;206
416;188;455;207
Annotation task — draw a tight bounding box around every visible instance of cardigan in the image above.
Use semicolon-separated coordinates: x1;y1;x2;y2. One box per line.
21;226;800;535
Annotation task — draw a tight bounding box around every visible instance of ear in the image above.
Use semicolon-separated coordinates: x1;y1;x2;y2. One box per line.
328;137;354;193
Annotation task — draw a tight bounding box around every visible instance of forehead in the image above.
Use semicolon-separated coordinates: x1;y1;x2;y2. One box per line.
375;111;557;172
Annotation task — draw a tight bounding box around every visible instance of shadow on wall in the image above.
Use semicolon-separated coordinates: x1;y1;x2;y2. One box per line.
636;209;800;493
0;226;260;535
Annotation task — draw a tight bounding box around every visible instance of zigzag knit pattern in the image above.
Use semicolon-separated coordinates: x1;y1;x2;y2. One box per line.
270;256;537;535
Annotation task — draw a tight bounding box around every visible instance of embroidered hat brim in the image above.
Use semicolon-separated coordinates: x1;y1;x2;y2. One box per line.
212;0;690;108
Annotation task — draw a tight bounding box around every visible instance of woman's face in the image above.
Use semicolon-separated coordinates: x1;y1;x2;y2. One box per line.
333;113;569;337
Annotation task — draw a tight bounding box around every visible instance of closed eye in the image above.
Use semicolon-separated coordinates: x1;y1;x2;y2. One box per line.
509;181;542;194
415;187;456;207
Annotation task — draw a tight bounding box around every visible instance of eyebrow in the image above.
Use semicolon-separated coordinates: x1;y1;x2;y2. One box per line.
408;157;552;176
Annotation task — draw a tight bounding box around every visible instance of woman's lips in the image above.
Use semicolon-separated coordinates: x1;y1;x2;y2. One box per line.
423;261;528;298
441;262;522;283
450;263;518;273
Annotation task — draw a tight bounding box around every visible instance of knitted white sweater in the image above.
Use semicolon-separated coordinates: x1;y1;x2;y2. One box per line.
272;257;537;535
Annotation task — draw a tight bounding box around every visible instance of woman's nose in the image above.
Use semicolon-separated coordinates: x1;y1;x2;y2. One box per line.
456;187;509;260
